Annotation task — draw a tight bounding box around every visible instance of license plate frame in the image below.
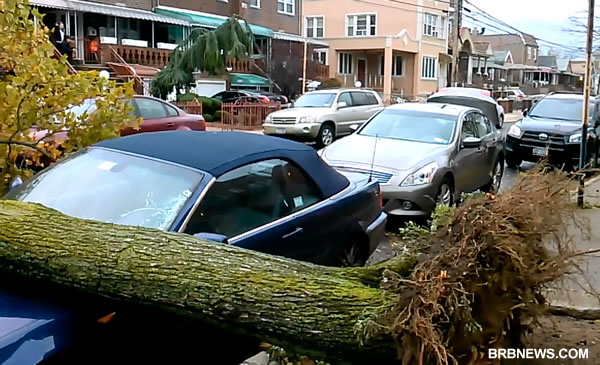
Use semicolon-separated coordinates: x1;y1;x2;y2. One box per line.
275;128;286;134
532;147;548;157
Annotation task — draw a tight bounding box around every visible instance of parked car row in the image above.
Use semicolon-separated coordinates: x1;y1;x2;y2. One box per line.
264;87;506;218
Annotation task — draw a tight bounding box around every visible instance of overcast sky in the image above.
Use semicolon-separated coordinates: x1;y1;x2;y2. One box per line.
464;0;590;58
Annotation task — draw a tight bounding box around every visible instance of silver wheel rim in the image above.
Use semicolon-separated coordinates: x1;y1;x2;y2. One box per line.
321;128;333;145
436;184;452;206
492;161;503;193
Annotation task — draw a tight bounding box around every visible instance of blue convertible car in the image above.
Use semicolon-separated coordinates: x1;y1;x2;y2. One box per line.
1;131;386;364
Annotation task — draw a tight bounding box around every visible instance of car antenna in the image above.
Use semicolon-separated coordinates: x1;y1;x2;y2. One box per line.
368;134;379;183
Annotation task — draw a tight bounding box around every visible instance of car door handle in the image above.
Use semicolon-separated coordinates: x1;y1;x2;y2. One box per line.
166;122;175;127
282;227;303;239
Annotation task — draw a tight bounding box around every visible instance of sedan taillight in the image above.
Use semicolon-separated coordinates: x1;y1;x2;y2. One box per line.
376;186;383;208
259;96;270;103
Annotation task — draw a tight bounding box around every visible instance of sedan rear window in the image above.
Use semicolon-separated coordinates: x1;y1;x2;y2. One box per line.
5;148;203;230
359;109;457;144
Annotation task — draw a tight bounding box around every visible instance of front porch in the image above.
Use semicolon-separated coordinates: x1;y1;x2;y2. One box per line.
333;49;417;100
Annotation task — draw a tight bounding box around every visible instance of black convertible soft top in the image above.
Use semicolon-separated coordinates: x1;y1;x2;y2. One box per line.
95;131;349;197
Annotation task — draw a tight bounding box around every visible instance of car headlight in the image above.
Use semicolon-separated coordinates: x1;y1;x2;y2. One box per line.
265;114;273;124
299;116;317;124
401;162;438;187
507;125;523;138
569;128;593;143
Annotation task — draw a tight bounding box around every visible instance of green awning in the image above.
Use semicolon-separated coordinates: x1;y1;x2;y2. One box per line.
230;73;271;87
154;8;273;37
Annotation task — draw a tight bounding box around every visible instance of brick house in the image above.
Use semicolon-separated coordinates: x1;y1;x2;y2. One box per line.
303;0;451;101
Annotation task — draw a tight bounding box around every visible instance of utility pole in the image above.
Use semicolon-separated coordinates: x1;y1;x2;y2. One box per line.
578;0;595;207
451;0;462;86
302;40;308;94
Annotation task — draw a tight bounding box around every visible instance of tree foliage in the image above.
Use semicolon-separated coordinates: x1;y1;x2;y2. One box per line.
0;0;139;194
151;17;255;97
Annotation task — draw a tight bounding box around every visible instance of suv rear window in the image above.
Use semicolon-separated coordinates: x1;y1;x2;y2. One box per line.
364;93;379;105
528;97;594;122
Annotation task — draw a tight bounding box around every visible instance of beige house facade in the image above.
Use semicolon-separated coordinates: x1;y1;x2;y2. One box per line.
303;0;449;101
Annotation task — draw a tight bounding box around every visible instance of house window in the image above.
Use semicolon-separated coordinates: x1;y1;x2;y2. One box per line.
379;55;403;76
423;13;438;37
313;50;327;65
528;47;532;60
533;47;537;60
305;16;324;38
277;0;294;15
421;56;437;79
338;52;353;74
250;0;260;8
346;14;376;37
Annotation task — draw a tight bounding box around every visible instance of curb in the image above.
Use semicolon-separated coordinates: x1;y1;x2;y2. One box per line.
568;174;600;195
548;305;600;320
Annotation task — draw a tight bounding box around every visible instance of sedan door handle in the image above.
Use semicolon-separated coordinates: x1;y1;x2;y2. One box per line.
166;122;175;127
282;227;303;239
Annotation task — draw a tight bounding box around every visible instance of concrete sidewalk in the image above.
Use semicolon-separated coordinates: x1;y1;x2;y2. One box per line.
546;176;600;312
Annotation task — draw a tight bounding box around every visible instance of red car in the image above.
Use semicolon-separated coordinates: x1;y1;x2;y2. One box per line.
28;95;205;144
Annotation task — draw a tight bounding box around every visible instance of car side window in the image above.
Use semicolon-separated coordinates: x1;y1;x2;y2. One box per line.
135;98;168;119
165;104;179;117
350;92;368;106
473;113;491;136
364;92;379;105
212;92;224;101
461;113;480;139
125;98;139;117
183;159;322;238
338;92;353;107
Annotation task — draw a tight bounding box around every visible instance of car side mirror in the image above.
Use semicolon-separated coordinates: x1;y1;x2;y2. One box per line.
193;232;228;244
337;101;348;109
522;108;528;117
462;136;482;149
349;124;359;132
8;177;23;192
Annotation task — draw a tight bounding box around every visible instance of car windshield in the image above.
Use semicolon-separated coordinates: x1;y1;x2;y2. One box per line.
529;98;594;122
359;109;457;144
68;99;97;118
4;148;203;230
294;93;336;108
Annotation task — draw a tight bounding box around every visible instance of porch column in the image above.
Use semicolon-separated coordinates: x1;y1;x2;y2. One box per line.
151;22;155;48
383;37;393;103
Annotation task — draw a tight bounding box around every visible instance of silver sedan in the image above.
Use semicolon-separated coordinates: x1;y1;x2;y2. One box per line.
319;103;505;217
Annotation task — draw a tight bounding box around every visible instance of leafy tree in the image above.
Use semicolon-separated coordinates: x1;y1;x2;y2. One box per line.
0;0;139;194
152;17;255;97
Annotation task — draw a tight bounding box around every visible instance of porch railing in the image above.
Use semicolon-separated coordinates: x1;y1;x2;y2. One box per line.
219;102;280;130
107;46;147;95
52;44;77;74
110;45;171;68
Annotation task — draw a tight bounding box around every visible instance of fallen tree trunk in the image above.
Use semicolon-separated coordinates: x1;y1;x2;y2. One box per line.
0;170;584;364
0;200;414;363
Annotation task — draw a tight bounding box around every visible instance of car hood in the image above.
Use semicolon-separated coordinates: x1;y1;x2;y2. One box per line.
518;116;582;134
269;107;332;118
321;134;448;173
0;288;75;365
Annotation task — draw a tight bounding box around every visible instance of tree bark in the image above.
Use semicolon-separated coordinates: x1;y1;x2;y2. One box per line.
0;201;415;363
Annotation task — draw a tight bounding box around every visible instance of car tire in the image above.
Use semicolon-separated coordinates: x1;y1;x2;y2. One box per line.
481;159;504;194
505;154;522;169
435;177;454;207
316;124;335;148
339;238;368;267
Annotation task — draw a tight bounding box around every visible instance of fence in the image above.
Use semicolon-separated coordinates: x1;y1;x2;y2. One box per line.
219;102;281;130
175;100;203;115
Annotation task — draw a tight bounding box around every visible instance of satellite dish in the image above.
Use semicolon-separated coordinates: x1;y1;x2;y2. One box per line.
99;70;110;80
354;81;362;88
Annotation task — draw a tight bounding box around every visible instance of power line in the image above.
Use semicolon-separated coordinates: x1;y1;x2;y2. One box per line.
464;0;584;53
464;13;583;53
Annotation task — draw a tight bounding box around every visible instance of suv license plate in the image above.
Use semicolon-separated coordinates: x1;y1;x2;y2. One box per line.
532;147;548;157
275;128;286;134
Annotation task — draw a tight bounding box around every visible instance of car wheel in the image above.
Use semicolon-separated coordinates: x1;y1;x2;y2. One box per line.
339;238;367;267
482;159;504;194
316;124;335;148
435;178;454;207
505;154;522;169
